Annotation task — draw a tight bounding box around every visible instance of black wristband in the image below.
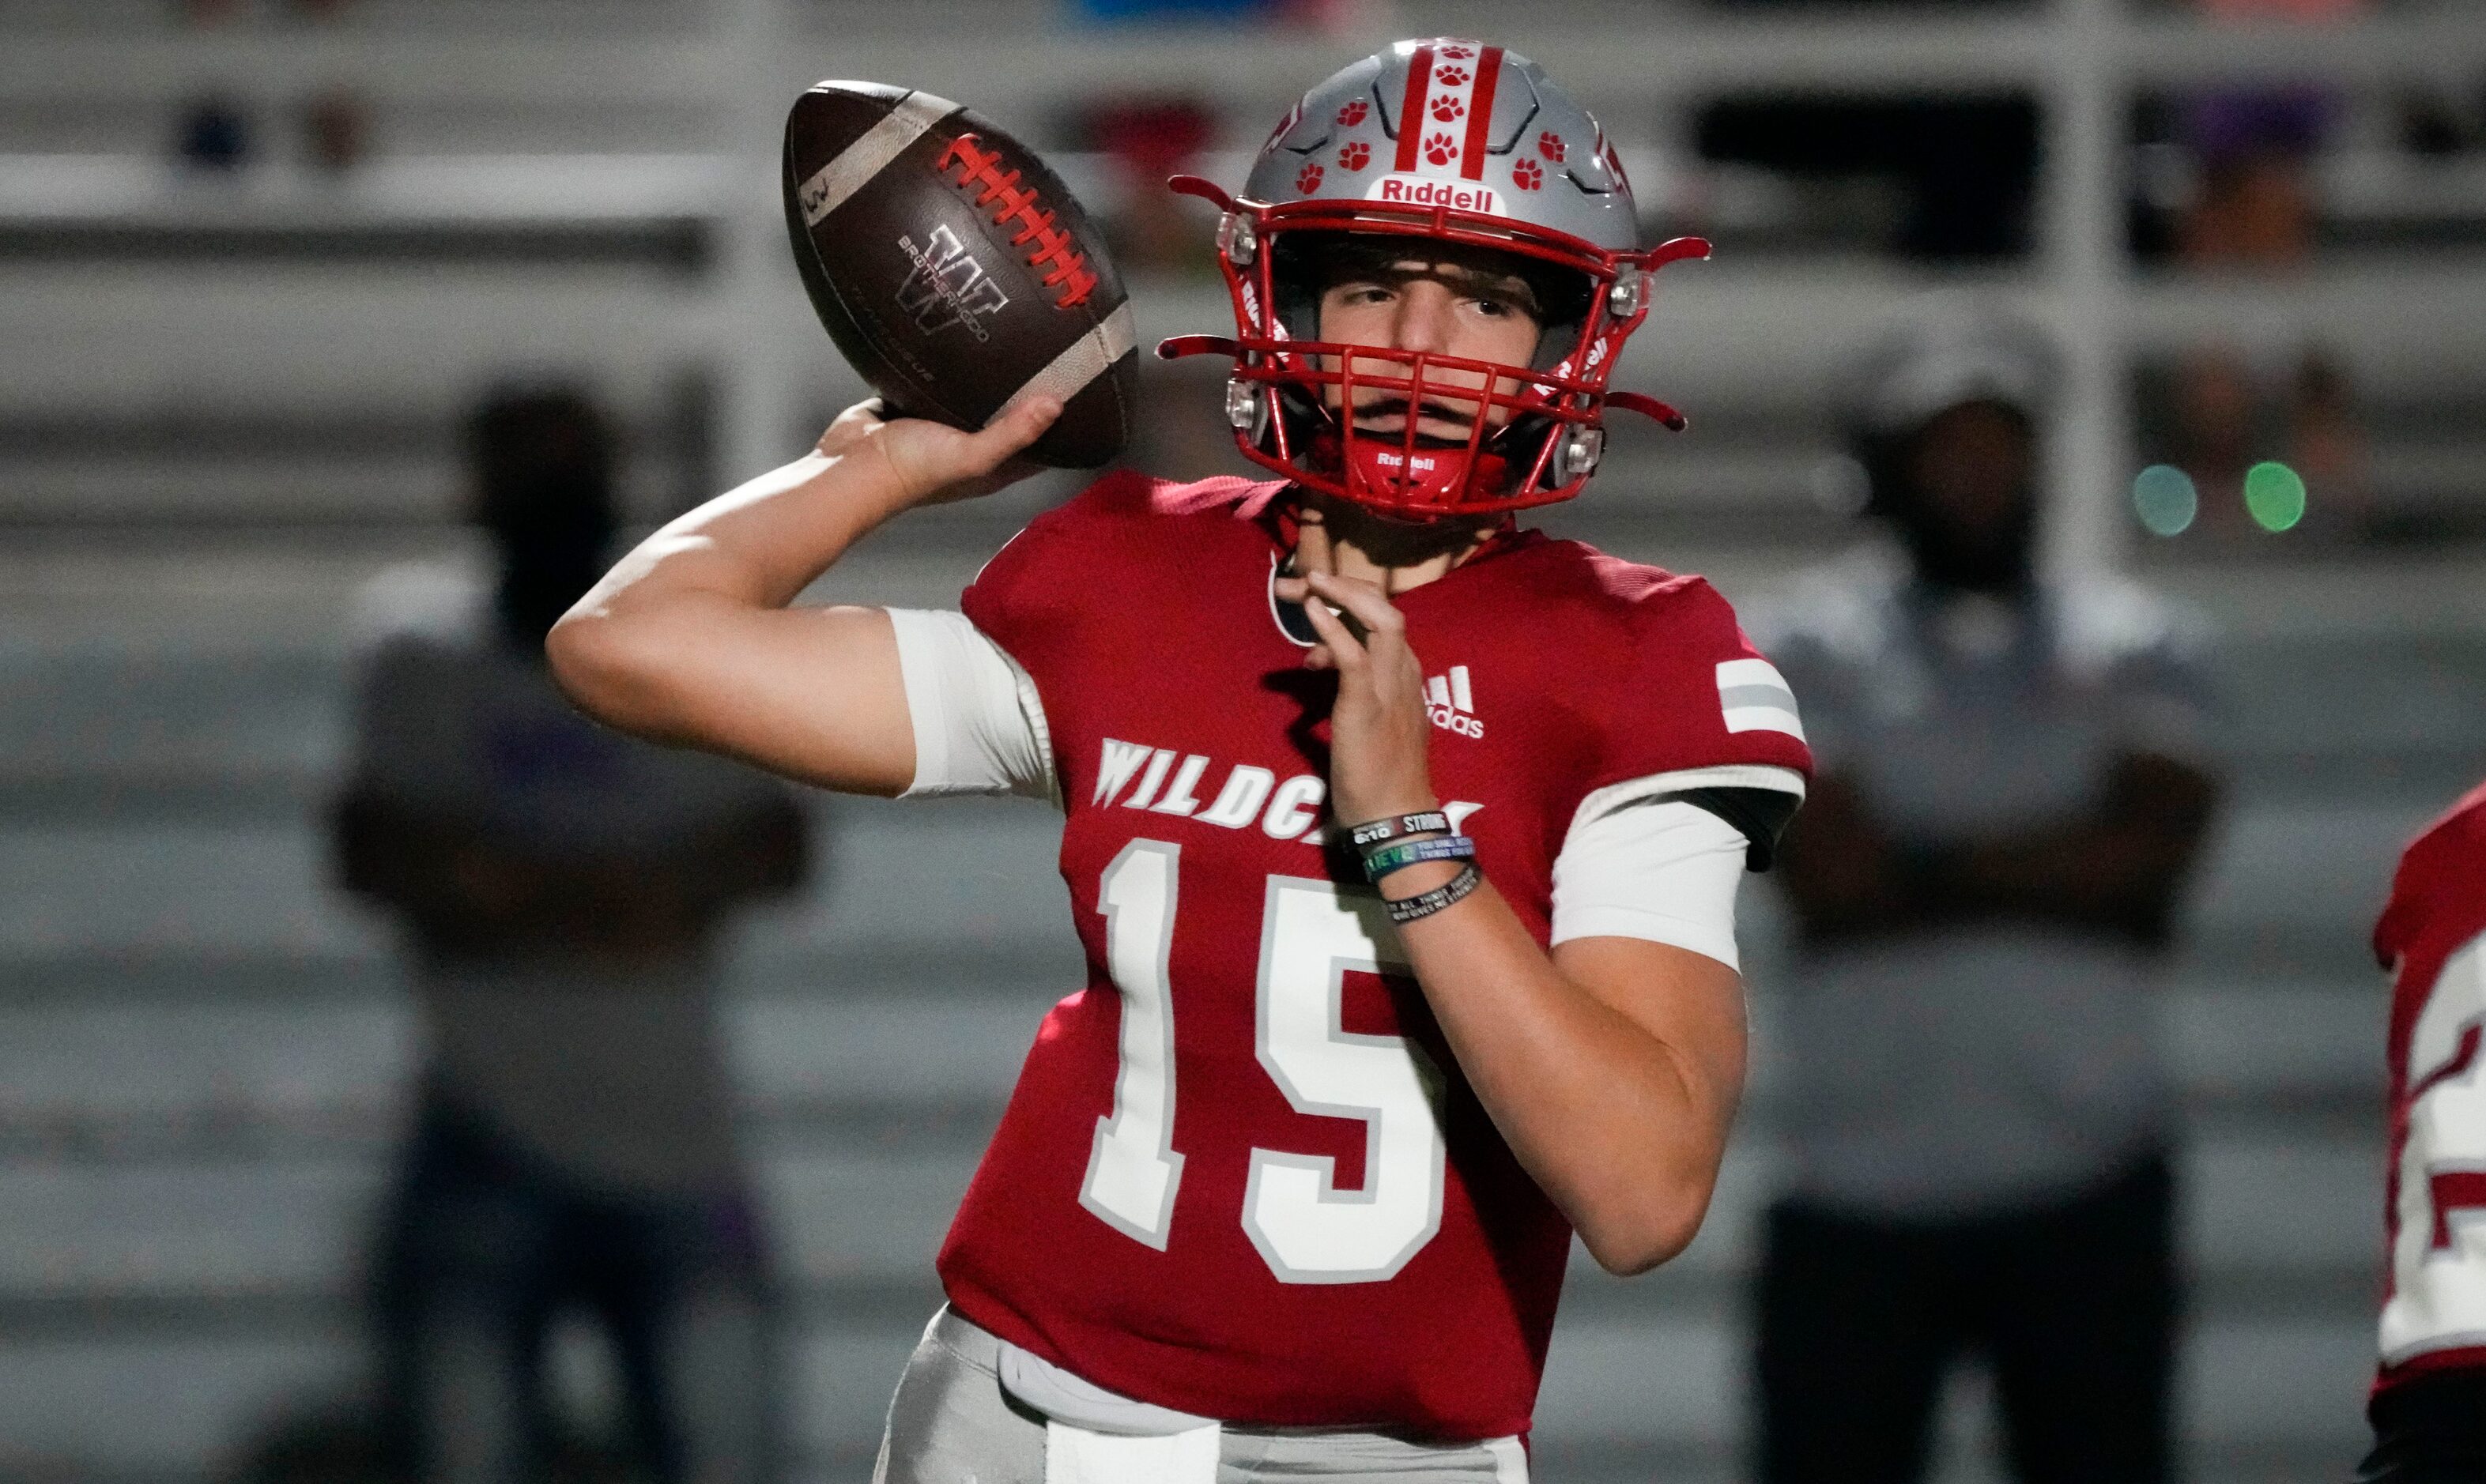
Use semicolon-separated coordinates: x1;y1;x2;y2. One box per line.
1347;811;1451;849
1362;834;1477;883
1384;862;1483;925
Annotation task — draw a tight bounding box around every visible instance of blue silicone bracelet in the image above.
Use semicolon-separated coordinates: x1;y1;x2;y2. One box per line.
1361;834;1477;883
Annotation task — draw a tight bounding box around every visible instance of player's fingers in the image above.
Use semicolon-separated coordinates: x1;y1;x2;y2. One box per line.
1273;575;1343;609
1303;571;1404;638
899;397;1063;504
1296;519;1333;578
1298;589;1368;673
969;396;1063;468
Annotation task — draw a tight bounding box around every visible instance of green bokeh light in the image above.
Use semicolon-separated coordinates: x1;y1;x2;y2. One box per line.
2132;464;2197;537
2244;461;2307;533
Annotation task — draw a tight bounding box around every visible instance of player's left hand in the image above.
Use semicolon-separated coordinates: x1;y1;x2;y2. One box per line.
1281;568;1439;826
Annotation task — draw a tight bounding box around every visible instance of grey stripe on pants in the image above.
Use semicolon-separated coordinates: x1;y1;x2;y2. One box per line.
871;1307;1529;1483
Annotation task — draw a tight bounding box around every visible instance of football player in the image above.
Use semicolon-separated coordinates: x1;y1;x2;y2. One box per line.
550;40;1809;1483
2361;779;2486;1482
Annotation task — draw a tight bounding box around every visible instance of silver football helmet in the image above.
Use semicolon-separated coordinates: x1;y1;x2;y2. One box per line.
1159;39;1707;521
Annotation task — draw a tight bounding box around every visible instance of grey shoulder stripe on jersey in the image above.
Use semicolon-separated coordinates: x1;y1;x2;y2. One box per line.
987;302;1137;424
1719;681;1798;711
797;90;960;228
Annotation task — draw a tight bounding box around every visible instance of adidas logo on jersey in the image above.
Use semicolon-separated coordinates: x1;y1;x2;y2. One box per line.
1425;666;1483;738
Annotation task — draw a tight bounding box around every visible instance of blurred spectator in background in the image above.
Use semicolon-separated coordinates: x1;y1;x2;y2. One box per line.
175;96;254;172
302;88;372;175
2135;0;2366;270
1078;96;1218;276
1747;307;2221;1484
2362;778;2486;1484
2356;780;2486;1471
2175;85;2329;268
2288;348;2368;515
2138;341;2368;541
333;384;808;1484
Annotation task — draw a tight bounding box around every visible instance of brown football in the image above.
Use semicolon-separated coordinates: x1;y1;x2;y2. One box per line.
783;81;1137;469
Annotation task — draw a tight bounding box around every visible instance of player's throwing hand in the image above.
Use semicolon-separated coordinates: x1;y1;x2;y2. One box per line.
817;394;1062;513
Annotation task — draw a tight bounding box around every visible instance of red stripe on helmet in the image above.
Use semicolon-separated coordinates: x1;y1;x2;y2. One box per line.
1393;44;1435;174
1459;46;1503;181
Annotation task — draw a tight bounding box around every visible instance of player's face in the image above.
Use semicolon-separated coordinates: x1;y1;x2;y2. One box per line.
1314;252;1542;443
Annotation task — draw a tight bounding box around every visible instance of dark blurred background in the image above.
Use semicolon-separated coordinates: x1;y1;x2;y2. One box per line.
3;0;2484;1481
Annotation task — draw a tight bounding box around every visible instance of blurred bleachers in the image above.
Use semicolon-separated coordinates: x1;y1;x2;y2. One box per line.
6;0;2486;1481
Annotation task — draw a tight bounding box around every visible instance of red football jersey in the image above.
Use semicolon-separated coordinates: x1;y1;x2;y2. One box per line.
935;471;1812;1439
2375;779;2486;1393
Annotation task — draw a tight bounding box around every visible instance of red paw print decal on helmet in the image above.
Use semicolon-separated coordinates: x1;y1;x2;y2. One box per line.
1537;131;1566;163
1430;96;1466;123
1437;44;1474;59
1423;132;1458;166
1296;161;1325;194
1511;156;1543;190
1336;100;1368;127
1435;66;1469;89
1337;141;1370;171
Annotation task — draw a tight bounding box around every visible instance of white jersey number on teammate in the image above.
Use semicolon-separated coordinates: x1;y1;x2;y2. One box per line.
2387;931;2486;1364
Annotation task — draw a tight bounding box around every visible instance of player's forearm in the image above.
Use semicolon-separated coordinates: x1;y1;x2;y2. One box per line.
1394;874;1737;1275
547;445;911;744
555;448;896;660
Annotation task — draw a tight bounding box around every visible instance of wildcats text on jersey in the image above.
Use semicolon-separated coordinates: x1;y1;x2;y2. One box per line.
1091;736;1481;843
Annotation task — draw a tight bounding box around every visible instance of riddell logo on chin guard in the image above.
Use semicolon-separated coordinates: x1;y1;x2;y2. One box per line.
1367;174;1504;217
1371;447;1441;476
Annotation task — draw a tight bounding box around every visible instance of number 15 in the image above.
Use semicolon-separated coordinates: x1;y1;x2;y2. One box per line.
1080;839;1450;1284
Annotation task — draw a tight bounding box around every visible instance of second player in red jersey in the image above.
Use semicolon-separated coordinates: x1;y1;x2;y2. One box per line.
2362;782;2486;1481
553;36;1808;1482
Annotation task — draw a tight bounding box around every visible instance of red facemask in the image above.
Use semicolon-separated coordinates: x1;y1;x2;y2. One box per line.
1157;176;1705;523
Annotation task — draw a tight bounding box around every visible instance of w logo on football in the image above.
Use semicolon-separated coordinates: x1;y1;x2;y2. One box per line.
895;224;1010;341
1425;665;1483;738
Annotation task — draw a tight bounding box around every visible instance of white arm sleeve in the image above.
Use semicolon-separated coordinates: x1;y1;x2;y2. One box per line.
886;608;1058;806
1549;770;1804;970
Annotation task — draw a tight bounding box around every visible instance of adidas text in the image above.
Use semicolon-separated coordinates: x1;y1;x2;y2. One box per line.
1425;665;1484;738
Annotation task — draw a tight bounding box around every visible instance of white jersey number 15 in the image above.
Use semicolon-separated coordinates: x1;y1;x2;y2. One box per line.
1080;839;1448;1283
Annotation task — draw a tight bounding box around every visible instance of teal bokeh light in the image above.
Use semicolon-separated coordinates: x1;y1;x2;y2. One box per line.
2132;465;2197;537
2244;461;2308;533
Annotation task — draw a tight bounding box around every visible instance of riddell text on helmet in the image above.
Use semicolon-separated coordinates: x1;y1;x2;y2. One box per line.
1365;173;1504;217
